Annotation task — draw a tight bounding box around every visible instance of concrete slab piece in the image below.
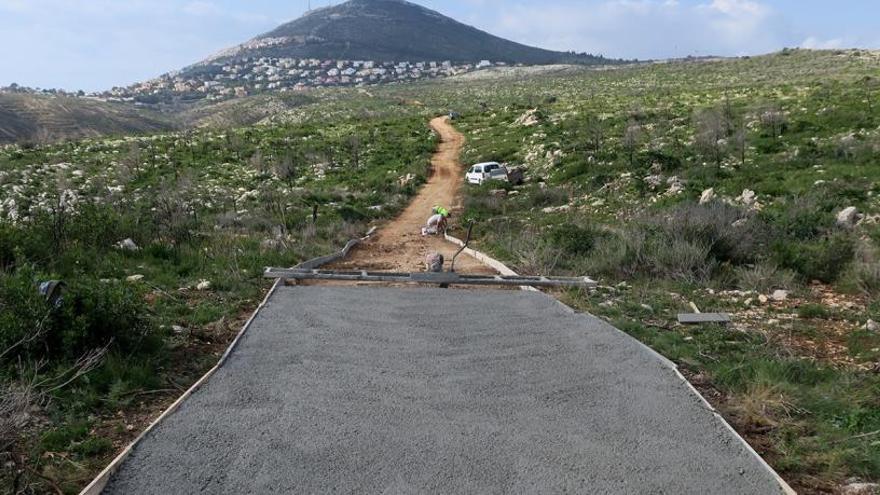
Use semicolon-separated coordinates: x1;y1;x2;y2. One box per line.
102;287;784;494
678;313;733;324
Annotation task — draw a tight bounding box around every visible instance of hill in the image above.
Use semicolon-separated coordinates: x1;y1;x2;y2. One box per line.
190;0;609;70
0;93;174;144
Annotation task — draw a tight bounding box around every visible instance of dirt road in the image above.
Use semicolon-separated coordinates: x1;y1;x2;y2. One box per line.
332;116;492;274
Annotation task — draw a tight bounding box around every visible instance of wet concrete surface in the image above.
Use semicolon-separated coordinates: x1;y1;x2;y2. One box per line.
103;286;784;494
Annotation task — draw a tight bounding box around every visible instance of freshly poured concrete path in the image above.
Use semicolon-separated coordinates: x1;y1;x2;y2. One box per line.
103;287;784;494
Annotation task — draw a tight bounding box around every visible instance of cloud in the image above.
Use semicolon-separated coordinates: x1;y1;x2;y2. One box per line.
800;37;845;50
481;0;787;59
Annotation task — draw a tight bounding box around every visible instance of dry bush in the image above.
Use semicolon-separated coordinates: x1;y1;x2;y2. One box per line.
736;263;799;293
842;241;880;296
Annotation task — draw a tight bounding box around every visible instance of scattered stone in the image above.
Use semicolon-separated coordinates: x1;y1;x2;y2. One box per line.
644;175;663;189
744;298;753;307
172;325;186;334
126;424;136;432
640;304;654;312
699;188;716;205
542;205;571;214
115;238;139;251
731;218;748;228
261;239;284;251
866;320;879;333
836;206;861;228
840;482;879;495
737;189;757;206
196;280;212;291
513;108;540;127
126;275;144;283
758;294;769;304
490;189;507;198
771;290;789;302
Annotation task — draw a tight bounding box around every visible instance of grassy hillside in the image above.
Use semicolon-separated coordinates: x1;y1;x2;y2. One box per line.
0;93;173;145
1;49;879;494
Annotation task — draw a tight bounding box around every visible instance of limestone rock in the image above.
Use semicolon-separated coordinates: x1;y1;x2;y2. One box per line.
699;188;716;205
836;206;860;228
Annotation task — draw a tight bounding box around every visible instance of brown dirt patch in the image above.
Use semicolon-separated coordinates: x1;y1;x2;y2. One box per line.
331;116;494;275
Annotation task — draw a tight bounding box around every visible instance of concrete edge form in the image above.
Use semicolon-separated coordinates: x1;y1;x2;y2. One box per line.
443;233;538;292
78;278;284;495
285;227;376;272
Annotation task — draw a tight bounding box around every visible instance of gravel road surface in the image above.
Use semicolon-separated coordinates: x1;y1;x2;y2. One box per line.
103;286;784;494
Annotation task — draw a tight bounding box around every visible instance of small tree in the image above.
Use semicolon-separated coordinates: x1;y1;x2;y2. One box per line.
584;115;605;154
733;122;748;167
622;121;643;167
124;141;142;176
249;150;269;176
347;135;361;169
274;153;298;186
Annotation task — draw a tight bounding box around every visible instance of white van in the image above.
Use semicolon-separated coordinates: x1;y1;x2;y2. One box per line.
466;162;508;185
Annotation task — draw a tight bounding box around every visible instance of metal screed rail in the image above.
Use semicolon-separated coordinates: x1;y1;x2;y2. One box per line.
264;268;598;289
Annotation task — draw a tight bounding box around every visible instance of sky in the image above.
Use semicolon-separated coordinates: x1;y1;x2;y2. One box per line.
0;0;877;92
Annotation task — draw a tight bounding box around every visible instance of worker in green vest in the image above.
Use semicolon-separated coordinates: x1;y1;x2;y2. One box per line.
432;205;449;218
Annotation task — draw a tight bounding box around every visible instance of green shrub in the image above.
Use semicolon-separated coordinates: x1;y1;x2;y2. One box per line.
798;304;832;319
524;185;569;208
73;436;113;457
549;223;600;256
0;268;158;364
773;232;856;283
57;278;157;358
763;195;835;240
40;422;89;452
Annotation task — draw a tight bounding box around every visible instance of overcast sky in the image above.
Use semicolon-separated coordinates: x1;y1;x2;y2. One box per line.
0;0;877;92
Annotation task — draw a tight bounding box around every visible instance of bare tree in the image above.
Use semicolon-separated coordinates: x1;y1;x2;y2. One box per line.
347;135;361;169
249;150;269;176
694;108;729;167
274;153;298;186
124;141;142;176
584;115;605;154
1;318;108;493
622;121;643;167
733;122;748;167
759;105;787;137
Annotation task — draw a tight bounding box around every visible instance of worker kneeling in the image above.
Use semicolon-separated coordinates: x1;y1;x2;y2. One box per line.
421;212;449;236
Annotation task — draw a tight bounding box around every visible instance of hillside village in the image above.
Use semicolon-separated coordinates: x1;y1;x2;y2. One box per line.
1;58;508;105
103;57;505;103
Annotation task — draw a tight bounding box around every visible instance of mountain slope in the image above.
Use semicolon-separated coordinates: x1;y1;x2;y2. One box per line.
194;0;608;68
0;93;174;144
